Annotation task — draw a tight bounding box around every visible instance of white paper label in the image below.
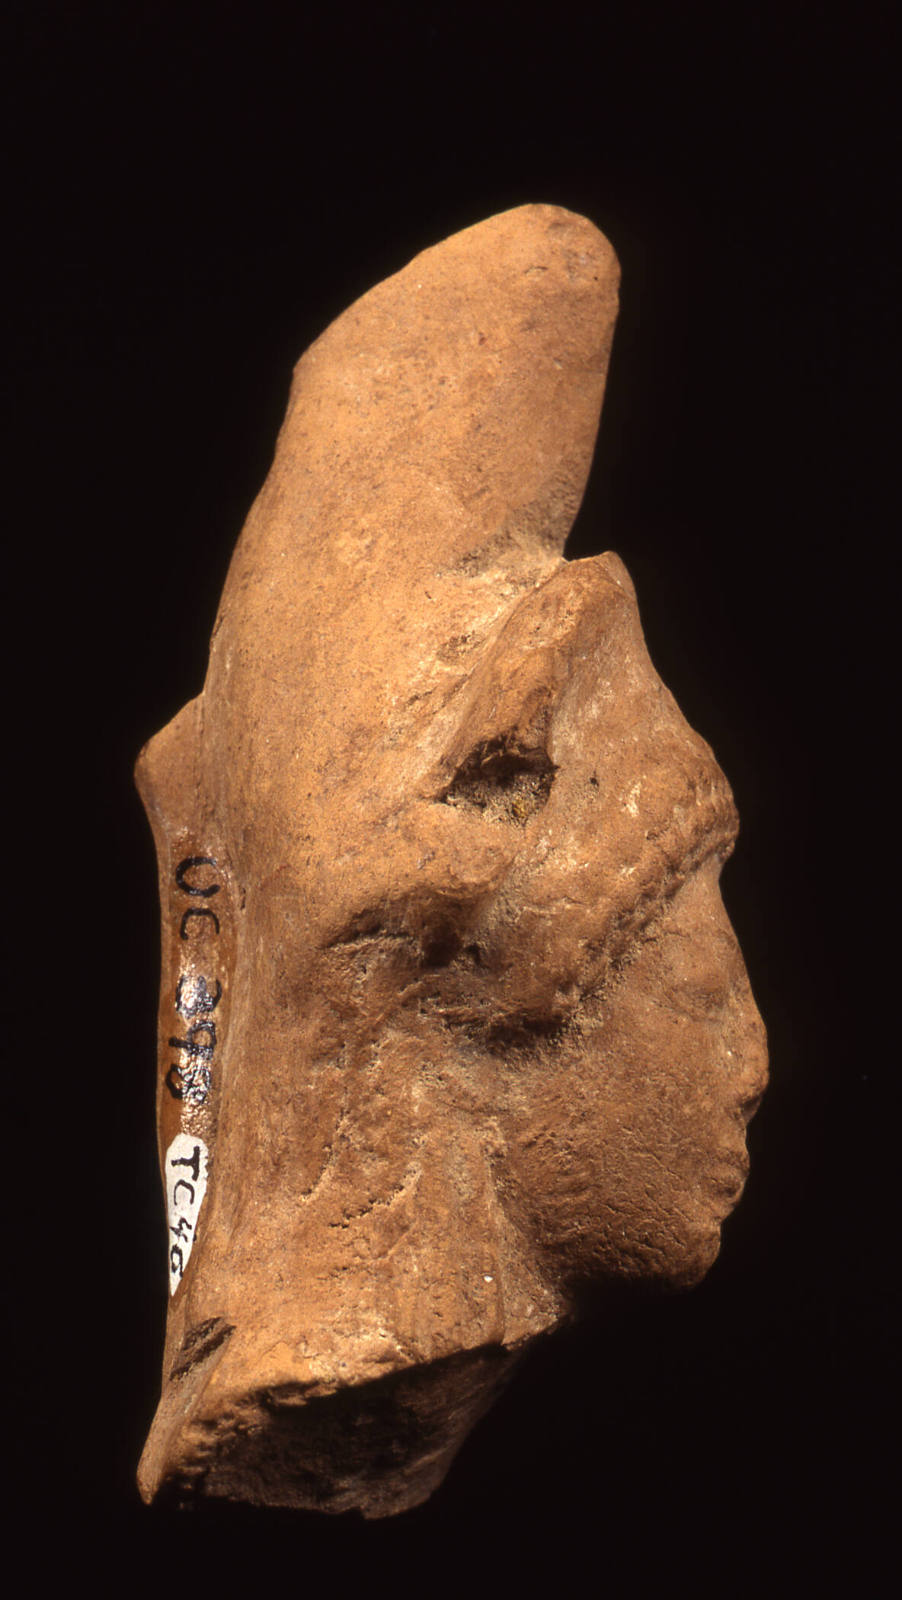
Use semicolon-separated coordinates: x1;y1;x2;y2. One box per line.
164;1133;209;1295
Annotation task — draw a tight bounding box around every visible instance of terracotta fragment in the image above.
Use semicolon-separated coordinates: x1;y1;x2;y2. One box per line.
136;203;767;1516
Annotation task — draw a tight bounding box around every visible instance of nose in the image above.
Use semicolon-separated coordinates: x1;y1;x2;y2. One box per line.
730;985;769;1124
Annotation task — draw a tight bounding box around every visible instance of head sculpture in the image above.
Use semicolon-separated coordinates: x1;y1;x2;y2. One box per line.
137;204;767;1516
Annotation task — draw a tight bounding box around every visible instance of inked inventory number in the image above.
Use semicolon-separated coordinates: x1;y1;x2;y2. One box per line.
165;1133;210;1295
166;854;224;1107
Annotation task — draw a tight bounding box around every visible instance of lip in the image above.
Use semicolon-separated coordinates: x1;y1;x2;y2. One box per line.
706;1143;751;1213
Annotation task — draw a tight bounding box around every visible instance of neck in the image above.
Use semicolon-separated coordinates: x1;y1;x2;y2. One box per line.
139;1126;564;1513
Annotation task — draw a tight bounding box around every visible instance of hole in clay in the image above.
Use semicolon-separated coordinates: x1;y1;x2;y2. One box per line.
441;737;556;826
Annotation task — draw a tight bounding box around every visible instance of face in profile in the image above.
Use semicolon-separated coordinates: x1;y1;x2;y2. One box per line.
483;854;767;1293
191;550;767;1320
211;552;765;1322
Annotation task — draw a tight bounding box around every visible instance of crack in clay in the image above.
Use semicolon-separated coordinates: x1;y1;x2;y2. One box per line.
329;1161;421;1227
169;1317;235;1382
294;1107;352;1204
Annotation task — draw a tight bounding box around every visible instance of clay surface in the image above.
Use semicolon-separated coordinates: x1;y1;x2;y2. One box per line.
136;204;767;1516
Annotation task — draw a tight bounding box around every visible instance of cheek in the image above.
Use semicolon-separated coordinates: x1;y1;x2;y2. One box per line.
496;1005;736;1285
580;997;730;1155
599;996;756;1215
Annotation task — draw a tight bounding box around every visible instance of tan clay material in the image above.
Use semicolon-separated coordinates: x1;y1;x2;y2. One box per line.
136;204;767;1516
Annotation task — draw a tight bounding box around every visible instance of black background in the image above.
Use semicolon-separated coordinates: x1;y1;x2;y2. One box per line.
8;1;893;1584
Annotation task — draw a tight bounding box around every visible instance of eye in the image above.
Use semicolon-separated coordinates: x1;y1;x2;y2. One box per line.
649;924;736;1022
665;974;732;1022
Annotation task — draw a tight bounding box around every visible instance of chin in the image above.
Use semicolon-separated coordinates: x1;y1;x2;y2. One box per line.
552;1210;726;1298
659;1218;725;1290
